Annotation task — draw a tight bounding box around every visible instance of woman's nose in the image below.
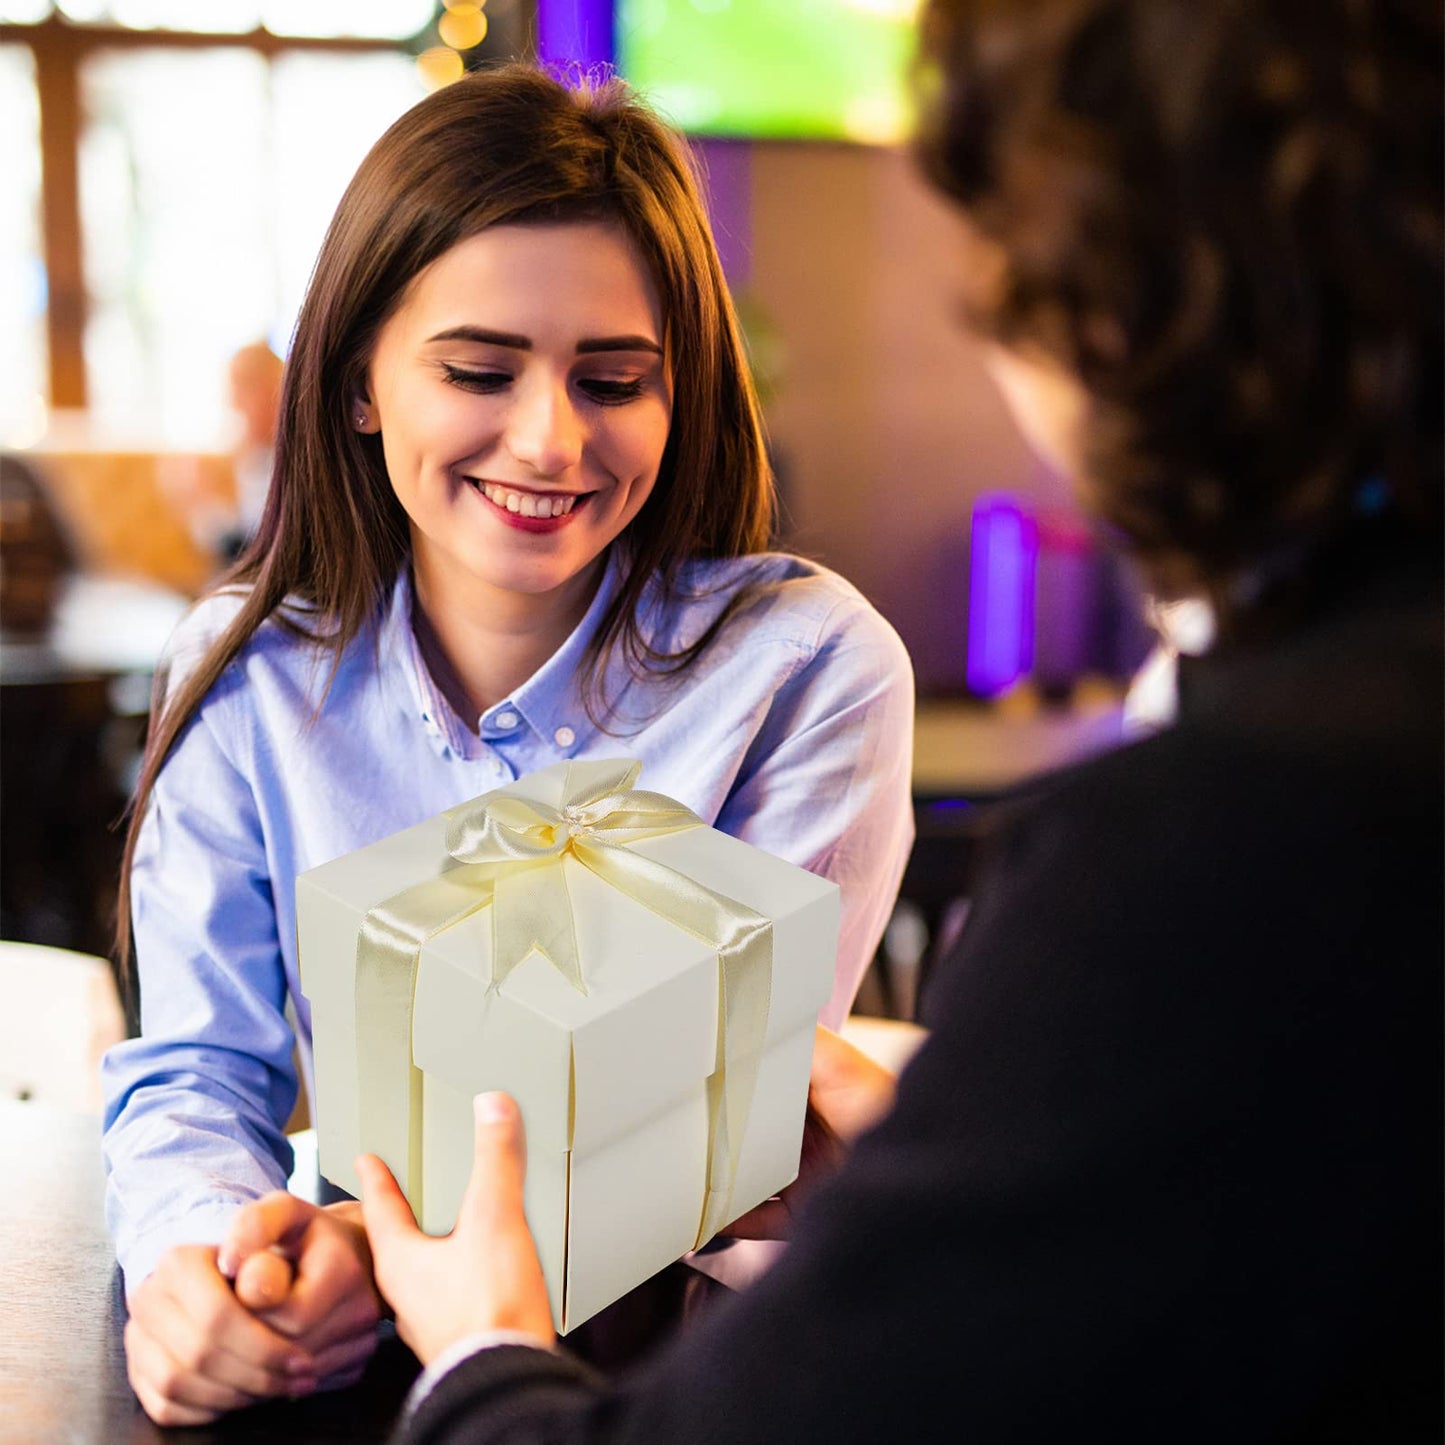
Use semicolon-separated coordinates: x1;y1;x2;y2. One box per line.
505;378;583;477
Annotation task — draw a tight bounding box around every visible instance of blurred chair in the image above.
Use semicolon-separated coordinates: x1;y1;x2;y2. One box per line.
0;941;125;1112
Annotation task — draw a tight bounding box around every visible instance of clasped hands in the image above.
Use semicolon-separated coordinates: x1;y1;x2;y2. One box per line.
125;1026;896;1426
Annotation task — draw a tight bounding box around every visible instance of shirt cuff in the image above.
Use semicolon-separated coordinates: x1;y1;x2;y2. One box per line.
402;1330;556;1424
117;1201;254;1301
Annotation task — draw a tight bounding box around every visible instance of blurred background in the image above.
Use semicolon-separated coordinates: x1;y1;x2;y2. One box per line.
0;0;1152;1023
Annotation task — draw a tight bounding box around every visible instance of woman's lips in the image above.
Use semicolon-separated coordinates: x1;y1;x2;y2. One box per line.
466;478;594;532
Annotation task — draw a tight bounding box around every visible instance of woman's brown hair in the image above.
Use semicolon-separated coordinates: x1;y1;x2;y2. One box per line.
914;0;1442;621
115;63;774;979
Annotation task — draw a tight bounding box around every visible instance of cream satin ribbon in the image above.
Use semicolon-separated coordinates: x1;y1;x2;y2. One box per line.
354;758;773;1244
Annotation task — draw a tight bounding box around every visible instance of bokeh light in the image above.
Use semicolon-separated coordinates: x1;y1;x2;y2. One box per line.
416;45;464;91
438;5;487;51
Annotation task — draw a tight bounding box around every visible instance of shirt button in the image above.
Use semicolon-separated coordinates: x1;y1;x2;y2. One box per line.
494;710;519;731
554;726;576;748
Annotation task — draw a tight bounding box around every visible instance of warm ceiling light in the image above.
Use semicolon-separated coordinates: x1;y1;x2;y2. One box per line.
438;4;486;50
416;45;464;90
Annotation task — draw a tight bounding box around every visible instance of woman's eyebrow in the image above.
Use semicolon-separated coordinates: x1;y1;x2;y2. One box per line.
576;335;663;356
423;327;661;356
426;325;532;349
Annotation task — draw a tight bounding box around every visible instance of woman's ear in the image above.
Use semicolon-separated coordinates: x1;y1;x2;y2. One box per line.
352;398;381;434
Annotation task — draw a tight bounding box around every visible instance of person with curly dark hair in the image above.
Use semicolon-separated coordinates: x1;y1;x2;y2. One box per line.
247;2;1440;1439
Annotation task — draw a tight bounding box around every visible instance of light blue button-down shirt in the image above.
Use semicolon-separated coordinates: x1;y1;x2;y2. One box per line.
101;550;915;1290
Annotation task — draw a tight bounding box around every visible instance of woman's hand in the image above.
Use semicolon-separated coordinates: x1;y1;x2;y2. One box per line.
806;1023;899;1142
724;1024;899;1242
123;1242;317;1426
216;1194;383;1391
357;1092;554;1367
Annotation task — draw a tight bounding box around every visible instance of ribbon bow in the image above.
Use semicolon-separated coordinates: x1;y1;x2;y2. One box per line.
354;759;773;1246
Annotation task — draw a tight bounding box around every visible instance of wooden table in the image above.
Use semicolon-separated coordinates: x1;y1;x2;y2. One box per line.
0;1101;419;1444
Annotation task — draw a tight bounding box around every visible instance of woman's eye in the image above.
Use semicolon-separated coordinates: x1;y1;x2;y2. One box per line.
441;364;510;393
579;378;646;405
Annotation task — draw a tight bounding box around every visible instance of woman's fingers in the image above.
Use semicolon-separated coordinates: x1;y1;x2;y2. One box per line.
809;1024;897;1142
124;1247;320;1425
218;1192;318;1278
124;1319;258;1422
233;1247;295;1311
270;1274;380;1354
311;1327;381;1385
258;1213;381;1348
132;1247;314;1395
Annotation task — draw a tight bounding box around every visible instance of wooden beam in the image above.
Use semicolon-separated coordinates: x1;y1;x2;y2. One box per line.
0;16;405;55
29;18;85;408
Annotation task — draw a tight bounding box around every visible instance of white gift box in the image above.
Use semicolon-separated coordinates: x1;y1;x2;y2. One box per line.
296;759;839;1333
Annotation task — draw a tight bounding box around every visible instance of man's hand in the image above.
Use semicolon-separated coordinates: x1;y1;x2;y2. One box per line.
124;1243;317;1426
357;1092;555;1367
724;1024;899;1242
217;1195;383;1391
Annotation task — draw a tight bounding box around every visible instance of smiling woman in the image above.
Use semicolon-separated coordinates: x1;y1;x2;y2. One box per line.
360;221;675;721
95;64;915;1428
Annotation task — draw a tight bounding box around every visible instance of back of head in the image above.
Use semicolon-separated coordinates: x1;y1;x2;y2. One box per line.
915;0;1443;627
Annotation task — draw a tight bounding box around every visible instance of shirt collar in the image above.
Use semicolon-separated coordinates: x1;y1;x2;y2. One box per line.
383;550;622;758
499;548;620;746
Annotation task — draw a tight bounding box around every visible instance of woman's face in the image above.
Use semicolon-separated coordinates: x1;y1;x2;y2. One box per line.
361;220;672;607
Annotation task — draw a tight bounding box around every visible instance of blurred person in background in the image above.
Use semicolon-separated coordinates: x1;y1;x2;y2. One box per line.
167;341;285;569
220;341;285;561
349;1;1443;1440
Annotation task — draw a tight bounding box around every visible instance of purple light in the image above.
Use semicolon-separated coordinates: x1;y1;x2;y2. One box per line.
693;139;752;289
536;0;615;71
966;493;1038;696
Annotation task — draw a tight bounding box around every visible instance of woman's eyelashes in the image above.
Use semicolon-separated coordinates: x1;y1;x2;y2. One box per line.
439;363;647;406
578;377;647;405
440;363;510;393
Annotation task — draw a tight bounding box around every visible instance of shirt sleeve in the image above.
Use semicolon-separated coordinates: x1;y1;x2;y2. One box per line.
402;1332;560;1426
101;687;299;1295
714;595;915;1028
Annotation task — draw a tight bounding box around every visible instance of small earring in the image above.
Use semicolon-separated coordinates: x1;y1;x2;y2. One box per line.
355;410;368;430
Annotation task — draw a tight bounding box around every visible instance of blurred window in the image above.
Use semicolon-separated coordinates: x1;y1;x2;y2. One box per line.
263;1;436;40
73;0;262;30
0;43;47;447
0;5;524;434
78;46;422;444
48;0;433;36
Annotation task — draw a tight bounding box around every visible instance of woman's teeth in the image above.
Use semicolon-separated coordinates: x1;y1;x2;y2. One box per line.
480;482;578;519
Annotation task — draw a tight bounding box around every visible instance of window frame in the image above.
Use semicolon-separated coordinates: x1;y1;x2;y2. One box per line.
0;13;409;409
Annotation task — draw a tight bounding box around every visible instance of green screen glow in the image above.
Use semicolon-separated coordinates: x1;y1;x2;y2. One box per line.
617;0;920;143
